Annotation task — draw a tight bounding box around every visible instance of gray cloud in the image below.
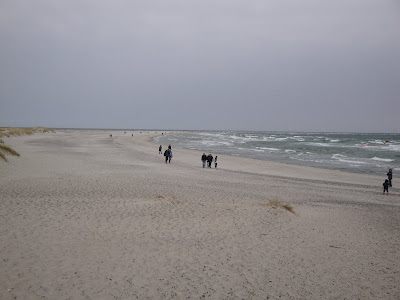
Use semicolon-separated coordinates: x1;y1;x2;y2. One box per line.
1;0;399;132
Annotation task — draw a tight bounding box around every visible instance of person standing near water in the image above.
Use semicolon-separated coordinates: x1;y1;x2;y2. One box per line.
383;179;389;195
387;169;393;187
201;153;207;168
214;156;218;168
159;145;162;154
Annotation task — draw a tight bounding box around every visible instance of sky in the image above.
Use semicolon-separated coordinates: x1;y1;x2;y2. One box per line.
1;0;399;132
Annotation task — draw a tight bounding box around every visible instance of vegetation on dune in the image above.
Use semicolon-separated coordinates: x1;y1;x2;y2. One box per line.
0;144;20;157
0;127;53;162
0;126;53;138
265;199;296;215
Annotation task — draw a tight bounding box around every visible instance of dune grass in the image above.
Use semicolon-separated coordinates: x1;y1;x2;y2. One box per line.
266;199;296;214
0;126;53;138
0;151;6;162
0;127;52;162
0;143;20;162
0;144;20;156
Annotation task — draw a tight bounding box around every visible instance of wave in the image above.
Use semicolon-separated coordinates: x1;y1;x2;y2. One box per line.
371;157;394;162
256;147;280;151
308;142;332;147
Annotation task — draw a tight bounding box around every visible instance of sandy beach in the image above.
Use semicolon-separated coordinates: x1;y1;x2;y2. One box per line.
0;130;399;299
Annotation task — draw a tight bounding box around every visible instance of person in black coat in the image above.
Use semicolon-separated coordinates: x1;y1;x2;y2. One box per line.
164;149;169;163
383;179;389;195
201;153;207;168
207;154;213;168
387;169;393;187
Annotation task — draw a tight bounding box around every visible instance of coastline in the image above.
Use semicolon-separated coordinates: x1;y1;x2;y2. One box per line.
1;129;399;299
152;130;399;177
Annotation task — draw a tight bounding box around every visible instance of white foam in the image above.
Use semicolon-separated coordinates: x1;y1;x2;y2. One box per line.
371;157;394;162
308;143;331;147
285;149;296;153
338;159;368;165
332;154;347;160
257;147;280;151
330;139;340;143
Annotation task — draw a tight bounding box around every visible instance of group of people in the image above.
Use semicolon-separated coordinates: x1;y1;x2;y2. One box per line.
383;168;393;195
160;145;173;164
201;153;217;168
159;145;218;169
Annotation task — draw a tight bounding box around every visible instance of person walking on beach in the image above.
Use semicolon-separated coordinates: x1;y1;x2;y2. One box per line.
201;153;207;168
207;154;213;168
169;149;173;163
383;179;389;195
387;169;393;187
214;156;218;168
159;145;162;154
164;149;169;163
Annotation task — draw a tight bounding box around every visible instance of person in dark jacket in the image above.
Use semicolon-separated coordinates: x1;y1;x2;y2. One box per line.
207;154;213;168
387;169;393;187
164;149;169;163
214;156;218;168
201;153;207;168
383;179;389;195
159;145;162;154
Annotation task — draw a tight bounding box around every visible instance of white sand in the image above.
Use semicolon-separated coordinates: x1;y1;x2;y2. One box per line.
0;130;399;299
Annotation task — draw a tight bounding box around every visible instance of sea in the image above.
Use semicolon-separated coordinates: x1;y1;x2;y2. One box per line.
154;131;400;176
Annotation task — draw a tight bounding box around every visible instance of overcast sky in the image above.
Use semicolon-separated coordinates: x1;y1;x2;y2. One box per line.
1;0;399;132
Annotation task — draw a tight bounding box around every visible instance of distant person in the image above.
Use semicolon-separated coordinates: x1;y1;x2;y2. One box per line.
214;156;218;168
164;149;169;163
169;149;173;163
387;169;393;187
207;154;213;168
201;153;207;168
159;145;162;154
383;179;389;195
132;134;133;137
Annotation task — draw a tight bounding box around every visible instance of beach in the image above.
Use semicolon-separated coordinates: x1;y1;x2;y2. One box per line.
0;130;399;299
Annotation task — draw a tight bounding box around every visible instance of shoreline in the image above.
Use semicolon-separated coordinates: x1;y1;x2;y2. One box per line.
150;130;398;178
145;131;388;188
1;129;399;299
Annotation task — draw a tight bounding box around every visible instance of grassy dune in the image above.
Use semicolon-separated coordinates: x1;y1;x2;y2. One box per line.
0;126;53;138
0;127;53;162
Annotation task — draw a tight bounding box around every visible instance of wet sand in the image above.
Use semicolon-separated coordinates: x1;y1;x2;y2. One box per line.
1;130;399;299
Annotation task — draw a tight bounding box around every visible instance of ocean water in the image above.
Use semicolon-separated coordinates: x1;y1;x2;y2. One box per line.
154;131;400;175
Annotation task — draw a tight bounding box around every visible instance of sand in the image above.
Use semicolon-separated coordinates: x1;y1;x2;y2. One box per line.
0;130;399;299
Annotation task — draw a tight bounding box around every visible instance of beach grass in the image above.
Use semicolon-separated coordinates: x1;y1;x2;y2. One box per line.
0;127;52;162
0;144;20;157
267;199;296;214
0;126;53;138
0;151;6;162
